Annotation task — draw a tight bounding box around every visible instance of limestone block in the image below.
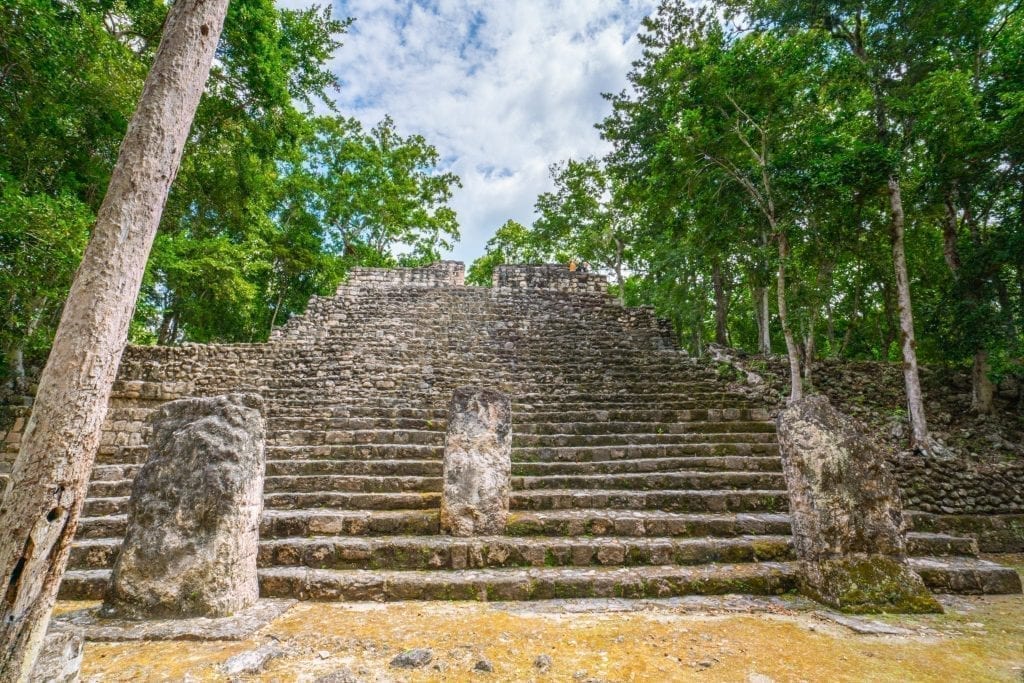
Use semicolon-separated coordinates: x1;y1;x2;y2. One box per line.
440;387;512;536
776;395;941;613
30;629;83;683
103;393;266;619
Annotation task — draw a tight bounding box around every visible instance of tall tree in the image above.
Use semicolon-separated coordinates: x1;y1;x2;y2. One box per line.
0;0;230;677
714;0;968;450
466;219;543;286
533;158;634;302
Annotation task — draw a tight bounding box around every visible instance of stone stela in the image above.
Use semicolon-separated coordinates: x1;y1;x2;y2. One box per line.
2;262;1018;610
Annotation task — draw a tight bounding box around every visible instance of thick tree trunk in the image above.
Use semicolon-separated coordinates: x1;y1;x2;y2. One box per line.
887;176;931;451
776;232;802;403
0;1;229;679
712;262;729;346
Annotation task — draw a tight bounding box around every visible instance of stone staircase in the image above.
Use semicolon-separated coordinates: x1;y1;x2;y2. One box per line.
23;263;1018;601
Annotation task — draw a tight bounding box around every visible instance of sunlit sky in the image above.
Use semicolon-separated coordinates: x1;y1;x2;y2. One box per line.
276;0;659;263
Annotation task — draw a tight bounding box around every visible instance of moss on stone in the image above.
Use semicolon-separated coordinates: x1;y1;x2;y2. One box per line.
801;556;943;614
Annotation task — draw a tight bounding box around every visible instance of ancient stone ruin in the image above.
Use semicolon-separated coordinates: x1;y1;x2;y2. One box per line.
0;262;1019;605
776;395;941;613
440;387;512;536
103;394;266;619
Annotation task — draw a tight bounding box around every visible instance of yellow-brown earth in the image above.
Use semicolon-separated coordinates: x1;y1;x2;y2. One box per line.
63;556;1024;682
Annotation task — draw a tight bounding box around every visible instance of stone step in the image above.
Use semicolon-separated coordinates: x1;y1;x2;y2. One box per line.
905;532;979;558
257;535;795;572
511;472;785;491
514;443;781;462
68;535;797;572
263;475;443;494
510;489;789;513
262;412;773;434
61;554;1019;603
76;514;129;539
270;416;446;432
517;411;771;427
265;459;442;477
515;420;775;436
268;406;449;420
513;456;783;475
256;563;801;602
505;510;792;537
76;509;443;541
264;491;441;511
83;497;129;517
262;509;440;538
514;392;749;404
907;556;1022;594
512;431;777;449
267;444;445;461
268;429;443;447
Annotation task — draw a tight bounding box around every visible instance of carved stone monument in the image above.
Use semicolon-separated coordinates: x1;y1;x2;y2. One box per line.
103;393;266;619
776;395;941;613
440;387;512;536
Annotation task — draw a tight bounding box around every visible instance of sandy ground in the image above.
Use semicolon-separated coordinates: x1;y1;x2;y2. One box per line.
62;556;1024;683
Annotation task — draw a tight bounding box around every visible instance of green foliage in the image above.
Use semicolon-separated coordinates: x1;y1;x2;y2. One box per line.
466;220;541;286
469;0;1024;400
0;0;461;369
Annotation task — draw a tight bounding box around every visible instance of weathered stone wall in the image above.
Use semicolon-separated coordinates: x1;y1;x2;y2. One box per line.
708;349;1024;530
892;455;1024;515
492;264;608;296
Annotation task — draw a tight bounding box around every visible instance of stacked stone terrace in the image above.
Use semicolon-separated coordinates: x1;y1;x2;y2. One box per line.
2;262;1017;601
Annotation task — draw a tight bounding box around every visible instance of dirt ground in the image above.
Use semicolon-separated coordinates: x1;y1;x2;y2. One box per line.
63;556;1024;683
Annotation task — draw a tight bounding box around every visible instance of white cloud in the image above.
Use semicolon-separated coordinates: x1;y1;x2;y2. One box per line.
286;0;658;263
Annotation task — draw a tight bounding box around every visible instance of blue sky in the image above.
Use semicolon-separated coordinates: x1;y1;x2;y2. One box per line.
277;0;660;263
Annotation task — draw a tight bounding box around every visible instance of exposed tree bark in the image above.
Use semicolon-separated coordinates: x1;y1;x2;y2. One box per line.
268;285;287;333
802;325;816;386
613;237;626;306
776;231;803;403
830;15;933;450
751;285;771;355
0;1;229;679
4;298;49;392
887;176;931;450
942;195;963;272
712;261;729;346
972;350;995;414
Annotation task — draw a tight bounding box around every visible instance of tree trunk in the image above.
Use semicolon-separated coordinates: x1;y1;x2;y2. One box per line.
4;298;49;392
838;285;860;359
613;238;626;306
0;1;229;679
887;175;931;451
268;285;287;333
802;324;816;386
712;262;729;346
972;349;994;414
943;192;993;415
4;346;25;393
776;231;802;403
752;286;770;355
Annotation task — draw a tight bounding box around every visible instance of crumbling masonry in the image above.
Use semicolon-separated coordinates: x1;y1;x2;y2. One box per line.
1;263;1020;601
